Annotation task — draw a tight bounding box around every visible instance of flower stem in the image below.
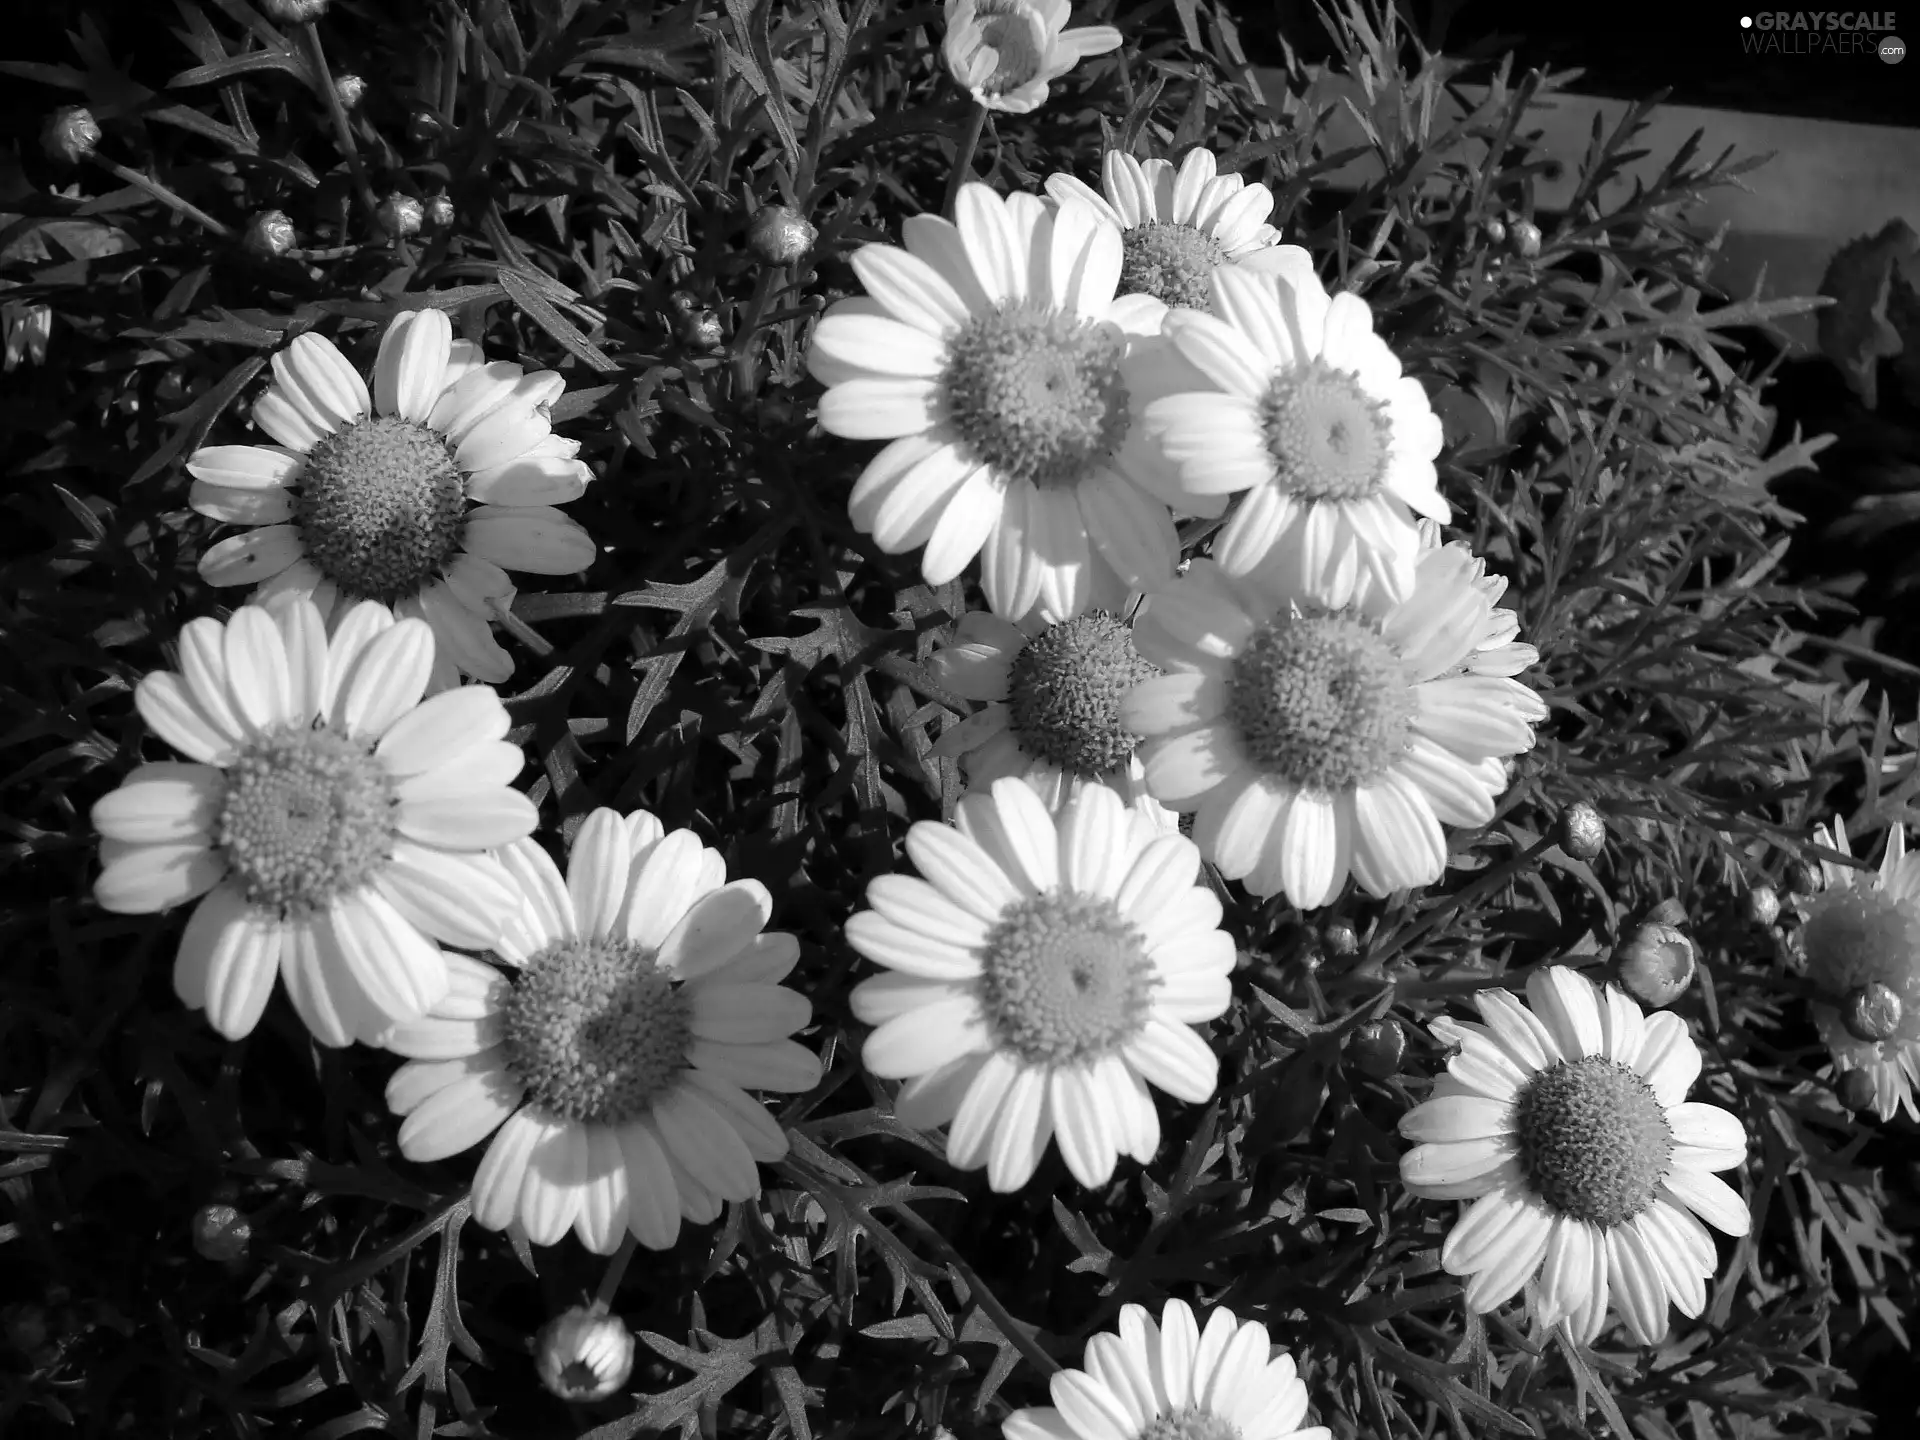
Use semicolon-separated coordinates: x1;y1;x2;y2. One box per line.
93;160;232;239
298;21;385;240
590;1234;639;1314
942;103;988;220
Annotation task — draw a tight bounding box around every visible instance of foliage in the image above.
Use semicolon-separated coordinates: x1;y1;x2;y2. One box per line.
0;0;1913;1436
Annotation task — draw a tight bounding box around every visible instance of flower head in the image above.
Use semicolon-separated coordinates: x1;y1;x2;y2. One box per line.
1045;148;1300;313
535;1306;635;1403
942;0;1121;115
1797;817;1920;1120
1399;966;1750;1346
809;184;1211;624
1144;264;1448;605
1123;531;1545;907
380;807;822;1252
848;777;1233;1191
90;597;538;1042
187;311;597;688
1004;1299;1329;1440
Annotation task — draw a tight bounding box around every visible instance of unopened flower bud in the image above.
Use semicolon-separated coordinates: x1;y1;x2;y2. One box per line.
1788;860;1821;898
1479;216;1507;247
407;109;443;147
1843;981;1903;1043
1745;885;1781;927
191;1203;251;1262
1322;920;1359;958
1835;1067;1879;1112
536;1306;635;1403
378;193;424;239
333;73;367;110
747;203;816;266
1615;922;1696;1009
1;1302;47;1356
1348;1018;1405;1078
1645;898;1687;927
680;306;724;351
424;194;455;230
43;106;100;166
244;209;296;259
262;0;330;23
1509;220;1542;259
1556;801;1606;862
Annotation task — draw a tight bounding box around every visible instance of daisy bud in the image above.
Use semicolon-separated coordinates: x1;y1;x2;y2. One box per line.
1843;981;1903;1043
244;209;297;259
1645;898;1687;927
42;105;100;166
1;1303;47;1356
1615;922;1696;1009
1349;1018;1405;1078
1479;216;1507;246
1788;860;1821;897
262;0;330;20
535;1306;635;1404
1509;220;1542;259
747;203;816;266
378;193;424;239
191;1203;252;1262
424;194;455;230
1322;920;1360;958
679;306;724;351
1835;1067;1879;1112
333;73;367;110
1556;801;1606;862
1745;885;1781;927
408;109;444;147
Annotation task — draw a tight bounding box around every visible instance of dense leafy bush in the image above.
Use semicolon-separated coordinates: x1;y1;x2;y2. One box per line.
1;1;1913;1436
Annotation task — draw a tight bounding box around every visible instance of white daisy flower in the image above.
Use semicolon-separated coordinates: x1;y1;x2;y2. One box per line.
847;776;1234;1191
1398;966;1751;1346
1797;817;1920;1120
1143;264;1448;605
1004;1299;1329;1440
807;183;1207;626
942;0;1121;115
379;807;823;1252
90;597;538;1043
1044;147;1302;313
1121;535;1545;908
929;607;1175;832
187;310;598;688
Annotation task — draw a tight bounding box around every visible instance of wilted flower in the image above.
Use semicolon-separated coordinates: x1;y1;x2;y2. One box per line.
535;1306;635;1403
942;0;1121;115
1797;818;1920;1119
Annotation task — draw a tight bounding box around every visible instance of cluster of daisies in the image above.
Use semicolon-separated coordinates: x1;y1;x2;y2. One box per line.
88;2;1914;1400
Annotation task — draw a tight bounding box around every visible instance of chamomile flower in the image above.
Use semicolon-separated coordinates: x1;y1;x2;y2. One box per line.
1143;264;1448;605
848;777;1234;1191
1004;1299;1329;1440
90;597;537;1042
929;607;1174;830
1797;817;1920;1120
1123;533;1543;907
942;0;1121;115
1399;966;1751;1346
379;808;822;1253
1044;147;1301;313
807;183;1208;625
187;310;597;688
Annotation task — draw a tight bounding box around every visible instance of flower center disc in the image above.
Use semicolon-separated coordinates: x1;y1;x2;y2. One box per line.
295;415;467;604
218;725;396;914
1259;356;1391;502
1226;611;1413;790
1006;611;1160;777
972;1;1045;92
978;891;1156;1066
1801;888;1920;1040
1140;1407;1243;1440
1516;1056;1673;1228
1119;221;1229;311
501;938;692;1126
941;301;1130;491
